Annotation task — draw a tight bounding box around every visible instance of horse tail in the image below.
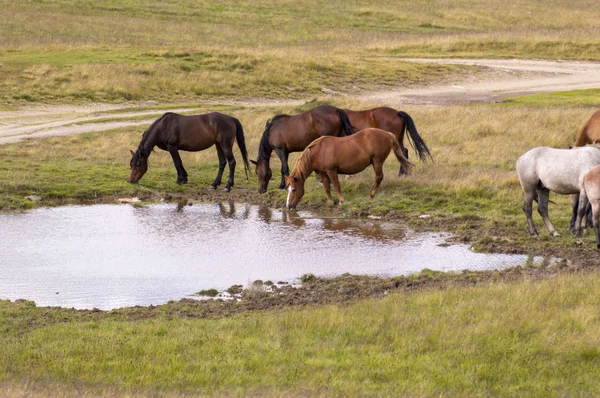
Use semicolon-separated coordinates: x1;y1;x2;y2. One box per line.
233;117;250;180
388;132;414;174
397;111;432;162
336;108;356;136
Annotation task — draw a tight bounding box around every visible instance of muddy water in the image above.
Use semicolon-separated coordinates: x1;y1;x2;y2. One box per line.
0;203;548;310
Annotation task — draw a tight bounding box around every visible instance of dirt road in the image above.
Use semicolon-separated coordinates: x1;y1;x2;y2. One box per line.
364;58;600;105
1;58;599;144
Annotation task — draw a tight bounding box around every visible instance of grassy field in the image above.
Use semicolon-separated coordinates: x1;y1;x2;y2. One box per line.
3;0;600;395
1;0;600;105
2;270;600;396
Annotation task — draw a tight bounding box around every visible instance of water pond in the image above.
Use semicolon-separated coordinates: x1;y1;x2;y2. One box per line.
0;202;548;310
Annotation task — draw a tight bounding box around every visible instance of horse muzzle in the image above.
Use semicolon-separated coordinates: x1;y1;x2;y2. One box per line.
258;187;267;194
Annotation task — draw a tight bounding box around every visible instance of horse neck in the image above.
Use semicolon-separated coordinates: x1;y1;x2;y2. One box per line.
257;123;275;163
290;150;314;182
138;123;161;155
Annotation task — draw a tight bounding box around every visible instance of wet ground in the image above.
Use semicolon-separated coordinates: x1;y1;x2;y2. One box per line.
0;202;554;310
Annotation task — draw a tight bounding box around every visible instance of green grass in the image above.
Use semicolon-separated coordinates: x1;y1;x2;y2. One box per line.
2;271;600;396
1;0;599;105
503;89;600;107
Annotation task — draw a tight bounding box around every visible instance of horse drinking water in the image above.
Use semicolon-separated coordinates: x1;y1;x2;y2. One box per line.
286;128;413;209
129;112;250;191
516;145;600;237
252;105;354;193
345;107;432;175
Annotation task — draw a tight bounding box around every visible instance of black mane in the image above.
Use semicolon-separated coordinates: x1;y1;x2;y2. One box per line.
136;113;172;158
257;114;289;161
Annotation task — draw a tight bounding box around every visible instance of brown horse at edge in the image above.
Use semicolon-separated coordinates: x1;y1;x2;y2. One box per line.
570;109;600;228
285;128;414;209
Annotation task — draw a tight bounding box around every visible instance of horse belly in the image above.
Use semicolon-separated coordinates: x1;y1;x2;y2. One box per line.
337;152;372;175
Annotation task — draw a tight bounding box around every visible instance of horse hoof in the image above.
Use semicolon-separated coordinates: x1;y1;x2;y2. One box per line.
210;185;217;190
553;232;562;237
224;187;231;192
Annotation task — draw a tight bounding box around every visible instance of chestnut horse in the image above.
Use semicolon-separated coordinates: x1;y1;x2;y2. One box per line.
252;105;354;193
285;128;413;209
129;112;250;191
574;109;600;147
345;107;432;175
570;110;600;229
583;164;600;248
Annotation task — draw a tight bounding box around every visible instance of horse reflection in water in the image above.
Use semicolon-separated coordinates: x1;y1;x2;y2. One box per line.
217;201;250;219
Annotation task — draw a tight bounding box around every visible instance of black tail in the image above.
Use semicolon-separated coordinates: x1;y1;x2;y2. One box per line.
397;111;432;162
336;109;356;136
233;117;250;180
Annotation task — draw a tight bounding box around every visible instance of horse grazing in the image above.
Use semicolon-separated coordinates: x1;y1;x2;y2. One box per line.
252;105;354;193
285;128;413;209
345;107;432;175
129;112;250;191
583;165;600;248
516;145;600;237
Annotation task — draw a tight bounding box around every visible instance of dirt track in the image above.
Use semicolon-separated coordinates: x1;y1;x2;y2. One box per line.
1;58;599;144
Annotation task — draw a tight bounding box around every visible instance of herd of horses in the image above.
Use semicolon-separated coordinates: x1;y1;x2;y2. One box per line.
128;104;431;195
128;105;600;248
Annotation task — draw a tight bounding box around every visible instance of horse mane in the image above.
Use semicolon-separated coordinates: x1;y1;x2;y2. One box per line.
289;136;327;181
257;114;290;161
137;113;171;157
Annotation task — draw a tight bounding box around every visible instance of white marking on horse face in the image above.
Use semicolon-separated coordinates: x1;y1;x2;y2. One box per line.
286;186;293;208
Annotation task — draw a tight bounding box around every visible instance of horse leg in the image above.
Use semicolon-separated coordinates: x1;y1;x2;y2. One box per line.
522;187;538;236
592;200;600;248
274;147;288;190
168;147;188;185
326;170;344;204
569;193;579;232
210;144;226;189
573;188;589;237
318;172;334;205
369;160;384;198
223;146;237;192
536;187;559;237
398;146;410;176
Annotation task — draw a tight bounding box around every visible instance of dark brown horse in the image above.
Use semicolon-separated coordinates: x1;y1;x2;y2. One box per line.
252;105;354;193
574;109;600;147
345;107;431;175
128;112;250;191
285;128;413;209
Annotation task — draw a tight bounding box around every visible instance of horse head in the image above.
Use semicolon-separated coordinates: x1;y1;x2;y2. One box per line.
285;174;305;210
128;149;148;184
252;159;272;193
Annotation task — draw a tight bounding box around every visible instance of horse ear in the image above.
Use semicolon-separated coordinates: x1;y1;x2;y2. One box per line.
250;159;258;165
130;150;135;156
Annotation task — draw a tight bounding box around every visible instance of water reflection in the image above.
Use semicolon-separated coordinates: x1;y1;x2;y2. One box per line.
0;203;553;310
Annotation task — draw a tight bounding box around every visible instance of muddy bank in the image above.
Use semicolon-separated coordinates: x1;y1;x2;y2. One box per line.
4;262;590;327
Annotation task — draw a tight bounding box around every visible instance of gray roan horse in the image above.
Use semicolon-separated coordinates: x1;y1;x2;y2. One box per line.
516;145;600;237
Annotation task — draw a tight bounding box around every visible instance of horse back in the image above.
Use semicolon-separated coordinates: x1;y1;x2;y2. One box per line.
518;146;600;193
164;113;231;151
346;107;405;139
